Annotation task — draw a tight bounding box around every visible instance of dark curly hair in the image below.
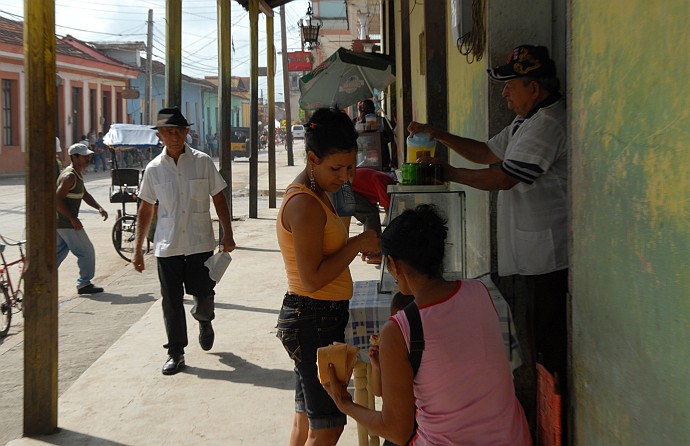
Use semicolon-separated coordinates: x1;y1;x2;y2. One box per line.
380;204;448;278
305;108;358;159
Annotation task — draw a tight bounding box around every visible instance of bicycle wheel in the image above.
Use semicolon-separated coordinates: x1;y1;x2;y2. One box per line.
0;284;11;338
112;215;138;262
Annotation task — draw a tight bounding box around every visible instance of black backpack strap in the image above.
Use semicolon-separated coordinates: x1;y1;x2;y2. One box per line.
403;301;425;377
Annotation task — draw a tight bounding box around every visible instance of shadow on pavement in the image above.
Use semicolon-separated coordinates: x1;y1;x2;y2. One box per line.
182;351;293;390
86;292;157;305
27;428;129;445
234;246;281;253
212;301;279;315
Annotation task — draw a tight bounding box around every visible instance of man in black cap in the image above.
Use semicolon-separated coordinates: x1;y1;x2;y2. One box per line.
408;45;568;439
56;142;109;295
133;107;236;375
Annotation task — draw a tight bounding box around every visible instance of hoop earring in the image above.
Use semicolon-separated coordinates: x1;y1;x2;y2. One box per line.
308;164;316;191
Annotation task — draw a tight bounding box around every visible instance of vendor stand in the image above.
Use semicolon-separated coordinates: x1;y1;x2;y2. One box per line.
345;184;522;446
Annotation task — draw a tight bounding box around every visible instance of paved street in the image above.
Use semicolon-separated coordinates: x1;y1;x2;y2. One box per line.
0;142;306;445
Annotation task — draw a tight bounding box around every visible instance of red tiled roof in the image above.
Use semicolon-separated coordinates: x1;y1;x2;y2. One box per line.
0;16;100;63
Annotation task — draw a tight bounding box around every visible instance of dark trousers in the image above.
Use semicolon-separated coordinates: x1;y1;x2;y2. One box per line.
157;251;215;356
503;269;569;444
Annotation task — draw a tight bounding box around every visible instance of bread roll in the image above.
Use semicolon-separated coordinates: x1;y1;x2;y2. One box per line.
317;342;359;385
369;334;380;347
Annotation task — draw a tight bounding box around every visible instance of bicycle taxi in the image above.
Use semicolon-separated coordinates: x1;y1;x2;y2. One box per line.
102;124;161;262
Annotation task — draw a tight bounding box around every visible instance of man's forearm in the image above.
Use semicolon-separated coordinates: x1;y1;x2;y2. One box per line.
82;192;103;211
433;129;497;165
212;192;234;239
447;165;520;191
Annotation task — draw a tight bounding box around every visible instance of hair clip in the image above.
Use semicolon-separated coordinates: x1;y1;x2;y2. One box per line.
310;122;317;129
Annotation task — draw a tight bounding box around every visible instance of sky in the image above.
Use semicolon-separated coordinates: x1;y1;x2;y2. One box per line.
0;0;311;101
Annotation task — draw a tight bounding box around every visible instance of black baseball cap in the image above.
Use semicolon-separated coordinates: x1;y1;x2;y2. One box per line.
487;45;557;81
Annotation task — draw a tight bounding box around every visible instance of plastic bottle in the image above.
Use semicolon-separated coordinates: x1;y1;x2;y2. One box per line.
406;132;436;162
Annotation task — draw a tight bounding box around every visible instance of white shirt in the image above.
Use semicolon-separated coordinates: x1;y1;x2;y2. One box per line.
138;145;227;257
487;99;568;276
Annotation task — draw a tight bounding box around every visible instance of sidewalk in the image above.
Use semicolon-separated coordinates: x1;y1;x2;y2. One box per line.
7;152;382;445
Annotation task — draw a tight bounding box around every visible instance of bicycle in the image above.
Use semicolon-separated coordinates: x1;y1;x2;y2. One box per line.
0;234;26;338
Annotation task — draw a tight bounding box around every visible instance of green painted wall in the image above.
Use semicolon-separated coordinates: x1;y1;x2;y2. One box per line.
445;1;491;278
570;1;690;443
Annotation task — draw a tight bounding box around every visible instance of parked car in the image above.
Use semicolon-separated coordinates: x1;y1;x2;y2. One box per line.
291;124;305;139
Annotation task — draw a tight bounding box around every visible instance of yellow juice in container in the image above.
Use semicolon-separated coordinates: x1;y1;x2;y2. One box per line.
406;132;436;162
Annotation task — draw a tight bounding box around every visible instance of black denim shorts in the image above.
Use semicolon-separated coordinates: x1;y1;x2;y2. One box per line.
276;293;350;429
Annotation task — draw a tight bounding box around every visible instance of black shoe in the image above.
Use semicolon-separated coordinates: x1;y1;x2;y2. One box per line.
199;321;214;351
162;355;185;375
78;284;104;295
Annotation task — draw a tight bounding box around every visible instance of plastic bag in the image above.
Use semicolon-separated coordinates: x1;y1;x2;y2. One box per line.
204;251;232;283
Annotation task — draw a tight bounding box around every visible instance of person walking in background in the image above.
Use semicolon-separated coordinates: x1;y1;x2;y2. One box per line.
132;107;236;376
275;108;379;446
93;132;107;172
323;204;532;445
56;143;109;295
205;131;215;156
212;132;219;157
408;44;568;440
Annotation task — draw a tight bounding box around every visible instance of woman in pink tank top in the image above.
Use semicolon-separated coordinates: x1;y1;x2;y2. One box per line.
323;204;531;445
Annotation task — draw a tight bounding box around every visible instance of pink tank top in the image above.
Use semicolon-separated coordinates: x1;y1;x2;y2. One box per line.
391;280;531;445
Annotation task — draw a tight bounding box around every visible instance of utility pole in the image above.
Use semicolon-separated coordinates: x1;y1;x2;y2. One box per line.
248;0;259;218
144;9;153;124
280;5;294;166
267;12;276;208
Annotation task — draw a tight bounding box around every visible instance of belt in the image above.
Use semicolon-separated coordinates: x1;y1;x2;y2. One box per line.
283;293;349;311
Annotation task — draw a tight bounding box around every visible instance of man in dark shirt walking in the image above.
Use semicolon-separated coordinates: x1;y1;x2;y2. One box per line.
56;142;109;295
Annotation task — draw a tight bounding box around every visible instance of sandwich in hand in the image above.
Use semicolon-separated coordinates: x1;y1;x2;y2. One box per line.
369;334;380;347
317;342;359;385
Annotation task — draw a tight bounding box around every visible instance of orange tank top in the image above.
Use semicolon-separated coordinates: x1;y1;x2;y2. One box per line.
276;183;353;301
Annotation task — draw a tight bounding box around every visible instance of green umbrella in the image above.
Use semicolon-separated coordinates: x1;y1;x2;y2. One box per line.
299;47;395;111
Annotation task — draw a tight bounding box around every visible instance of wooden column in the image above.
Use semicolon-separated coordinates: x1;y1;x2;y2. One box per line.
248;0;259;218
23;0;59;435
218;0;234;219
280;5;294;166
353;361;370;446
424;0;448;163
165;0;182;107
397;0;413;163
266;11;277;208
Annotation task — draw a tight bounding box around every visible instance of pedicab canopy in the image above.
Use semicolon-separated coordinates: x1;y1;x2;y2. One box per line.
103;124;161;151
299;47;395;111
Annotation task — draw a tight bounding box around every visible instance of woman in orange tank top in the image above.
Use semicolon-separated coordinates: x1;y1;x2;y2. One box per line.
276;108;380;446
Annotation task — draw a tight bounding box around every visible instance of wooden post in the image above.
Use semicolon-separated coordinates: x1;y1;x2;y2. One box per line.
397;0;413;163
23;0;59;435
280;5;294;166
424;0;448;163
266;11;276;208
165;0;182;108
217;0;234;219
353;361;371;446
249;0;259;218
